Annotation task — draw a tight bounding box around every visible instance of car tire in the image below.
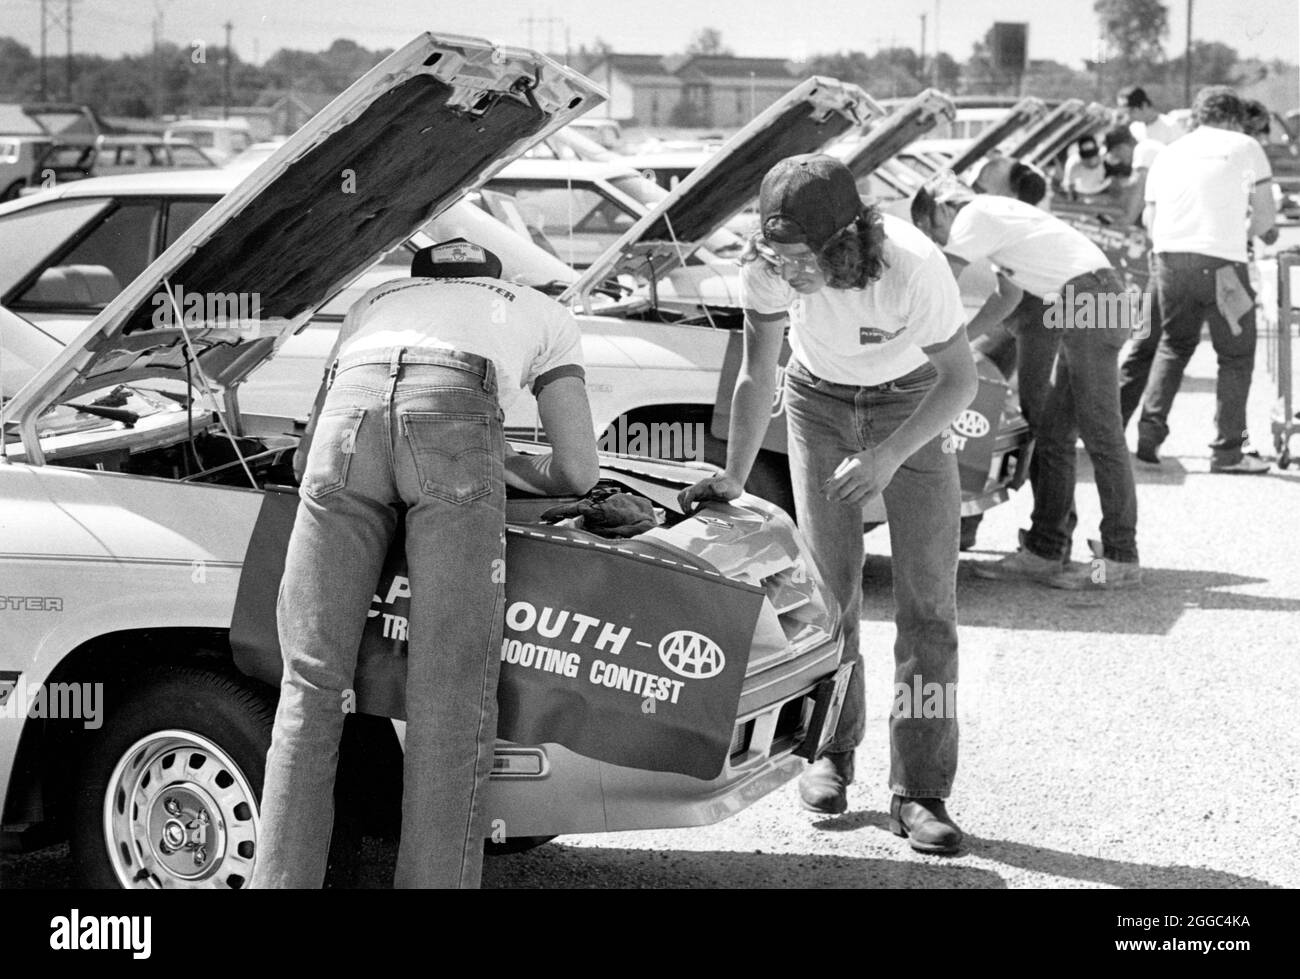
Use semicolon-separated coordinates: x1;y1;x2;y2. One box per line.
70;664;358;889
1;180;24;202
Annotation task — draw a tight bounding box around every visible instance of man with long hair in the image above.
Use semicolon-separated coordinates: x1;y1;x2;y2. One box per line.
680;155;978;853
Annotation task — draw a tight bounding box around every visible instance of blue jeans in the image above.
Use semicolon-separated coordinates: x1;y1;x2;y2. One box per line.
1138;253;1257;465
784;358;960;799
1024;270;1139;564
252;347;507;889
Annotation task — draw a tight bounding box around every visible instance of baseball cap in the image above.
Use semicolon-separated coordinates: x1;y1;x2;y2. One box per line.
1119;85;1151;109
1103;125;1136;152
1077;134;1099;158
759;154;863;250
410;238;503;279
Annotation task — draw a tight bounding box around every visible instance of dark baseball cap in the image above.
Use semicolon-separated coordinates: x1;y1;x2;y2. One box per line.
411;238;503;279
1077;134;1099;158
1118;85;1151;109
759;154;863;251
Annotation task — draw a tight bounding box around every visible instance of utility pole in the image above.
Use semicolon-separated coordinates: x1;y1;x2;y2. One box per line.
35;0;76;101
1184;0;1194;106
222;20;232;119
39;0;47;100
920;13;926;82
520;13;564;55
64;0;72;99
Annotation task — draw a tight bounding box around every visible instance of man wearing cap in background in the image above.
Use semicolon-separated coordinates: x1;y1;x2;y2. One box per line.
1063;134;1110;198
680;155;978;854
253;239;598;889
1118;85;1189;145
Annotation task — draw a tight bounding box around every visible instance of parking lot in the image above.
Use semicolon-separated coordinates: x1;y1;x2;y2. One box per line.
4;307;1296;889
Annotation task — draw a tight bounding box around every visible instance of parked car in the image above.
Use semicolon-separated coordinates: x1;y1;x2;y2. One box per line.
1;75;1032;534
567;116;623;150
29;135;215;188
162;119;255;166
0;34;846;889
0;135;53;200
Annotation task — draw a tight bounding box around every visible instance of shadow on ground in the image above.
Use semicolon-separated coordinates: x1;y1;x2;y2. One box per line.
812;810;1280;888
859;555;1300;636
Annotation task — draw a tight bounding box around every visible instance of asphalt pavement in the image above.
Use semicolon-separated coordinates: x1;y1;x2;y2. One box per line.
3;248;1298;889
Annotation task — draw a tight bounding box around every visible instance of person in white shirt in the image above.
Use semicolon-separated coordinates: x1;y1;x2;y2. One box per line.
680;155;978;853
253;239;598;890
913;181;1141;590
1063;134;1111;197
1135;87;1278;473
1118;85;1189;145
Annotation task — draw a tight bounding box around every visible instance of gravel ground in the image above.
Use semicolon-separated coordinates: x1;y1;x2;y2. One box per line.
4;280;1298;889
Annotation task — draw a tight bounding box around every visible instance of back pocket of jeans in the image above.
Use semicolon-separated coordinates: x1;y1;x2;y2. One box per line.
302;406;365;500
402;412;495;504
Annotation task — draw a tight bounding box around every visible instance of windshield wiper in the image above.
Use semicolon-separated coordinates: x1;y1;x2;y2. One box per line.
65;402;139;428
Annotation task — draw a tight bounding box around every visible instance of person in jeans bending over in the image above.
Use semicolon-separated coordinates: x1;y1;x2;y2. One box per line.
252;240;597;888
680;155;978;854
913;179;1141;590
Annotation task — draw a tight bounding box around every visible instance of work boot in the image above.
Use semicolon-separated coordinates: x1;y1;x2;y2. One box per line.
889;795;964;854
1134;439;1160;465
798;750;854;814
970;547;1063;582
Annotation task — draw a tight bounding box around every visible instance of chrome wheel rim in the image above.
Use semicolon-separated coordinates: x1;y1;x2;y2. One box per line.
104;730;260;888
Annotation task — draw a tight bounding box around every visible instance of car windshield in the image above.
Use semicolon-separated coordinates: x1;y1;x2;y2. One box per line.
0;197;114;295
0;304;63;406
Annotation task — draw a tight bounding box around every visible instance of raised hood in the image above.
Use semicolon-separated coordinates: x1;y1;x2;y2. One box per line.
1026;102;1115;167
5;33;603;457
948;97;1048;176
831;88;956;181
1006;99;1087;160
564;76;880;305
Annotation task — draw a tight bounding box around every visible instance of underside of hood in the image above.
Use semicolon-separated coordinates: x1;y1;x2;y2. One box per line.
6;33;604;460
566;76;881;305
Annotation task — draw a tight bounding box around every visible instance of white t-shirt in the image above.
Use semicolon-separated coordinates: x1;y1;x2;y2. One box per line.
1132;113;1187;146
942;195;1110;298
739;215;965;387
1064;154;1110;194
1144;125;1273;262
1133;137;1163;171
336;277;585;411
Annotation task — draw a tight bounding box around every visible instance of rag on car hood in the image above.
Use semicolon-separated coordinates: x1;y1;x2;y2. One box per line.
4;33;603;457
565;76;881;305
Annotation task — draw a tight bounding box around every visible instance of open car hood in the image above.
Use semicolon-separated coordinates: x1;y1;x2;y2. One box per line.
831;88;955;182
947;97;1048;176
4;33;603;456
1005;99;1087;160
564;76;879;306
1025;102;1115;167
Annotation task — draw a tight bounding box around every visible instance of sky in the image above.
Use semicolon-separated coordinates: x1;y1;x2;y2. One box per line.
5;0;1299;69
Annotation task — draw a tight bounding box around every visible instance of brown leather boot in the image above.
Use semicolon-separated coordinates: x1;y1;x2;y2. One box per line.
889;795;963;854
798;751;854;814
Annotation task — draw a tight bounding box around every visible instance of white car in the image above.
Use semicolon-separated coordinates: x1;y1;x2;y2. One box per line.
0;33;847;889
